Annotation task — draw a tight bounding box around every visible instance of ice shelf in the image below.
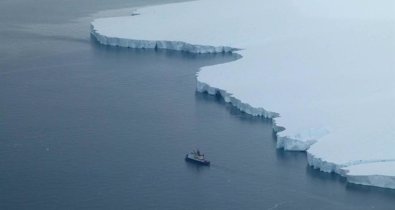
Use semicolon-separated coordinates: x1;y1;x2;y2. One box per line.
91;0;395;189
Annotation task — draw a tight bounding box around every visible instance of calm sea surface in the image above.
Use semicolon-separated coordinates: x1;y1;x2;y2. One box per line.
1;1;395;209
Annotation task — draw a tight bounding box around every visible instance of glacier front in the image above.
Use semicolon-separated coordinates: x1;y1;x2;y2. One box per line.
91;0;395;189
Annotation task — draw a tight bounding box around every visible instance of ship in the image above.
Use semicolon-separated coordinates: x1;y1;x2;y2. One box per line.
185;149;210;166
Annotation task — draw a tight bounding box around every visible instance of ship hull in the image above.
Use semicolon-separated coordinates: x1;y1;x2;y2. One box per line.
185;155;210;166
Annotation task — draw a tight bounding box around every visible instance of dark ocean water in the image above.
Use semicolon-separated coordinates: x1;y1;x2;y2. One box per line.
1;1;395;209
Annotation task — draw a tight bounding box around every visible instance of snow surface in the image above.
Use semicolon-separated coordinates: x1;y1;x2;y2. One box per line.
91;0;395;189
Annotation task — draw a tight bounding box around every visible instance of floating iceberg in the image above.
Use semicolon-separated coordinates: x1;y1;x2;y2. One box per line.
91;0;395;189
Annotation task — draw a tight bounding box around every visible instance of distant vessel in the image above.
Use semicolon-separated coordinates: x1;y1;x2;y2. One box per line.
185;150;210;166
